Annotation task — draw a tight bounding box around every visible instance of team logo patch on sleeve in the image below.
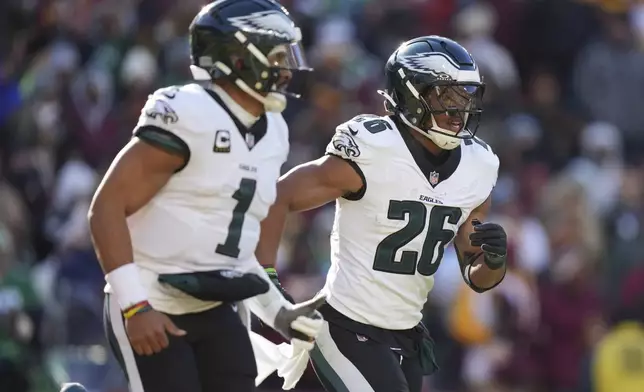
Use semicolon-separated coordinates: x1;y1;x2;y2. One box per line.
331;129;361;159
145;99;179;125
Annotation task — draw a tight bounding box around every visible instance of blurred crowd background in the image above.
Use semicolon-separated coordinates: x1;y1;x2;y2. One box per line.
1;0;644;391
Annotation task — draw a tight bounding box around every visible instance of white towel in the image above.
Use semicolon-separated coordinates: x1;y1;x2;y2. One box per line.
250;331;312;389
237;299;312;390
276;342;311;390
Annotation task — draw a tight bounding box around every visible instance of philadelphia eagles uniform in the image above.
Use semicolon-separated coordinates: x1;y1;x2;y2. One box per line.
100;1;319;392
104;83;289;315
322;114;498;330
309;114;498;392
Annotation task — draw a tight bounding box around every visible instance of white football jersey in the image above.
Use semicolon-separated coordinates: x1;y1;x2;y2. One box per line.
105;83;289;314
321;114;499;330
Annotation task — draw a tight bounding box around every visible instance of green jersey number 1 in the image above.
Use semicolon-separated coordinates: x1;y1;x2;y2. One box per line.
215;178;257;258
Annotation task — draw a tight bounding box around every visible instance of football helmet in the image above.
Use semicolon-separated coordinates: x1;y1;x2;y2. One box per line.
380;36;485;150
189;0;311;112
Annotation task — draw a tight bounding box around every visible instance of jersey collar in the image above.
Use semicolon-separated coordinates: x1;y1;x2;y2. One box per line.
394;116;462;188
203;85;268;150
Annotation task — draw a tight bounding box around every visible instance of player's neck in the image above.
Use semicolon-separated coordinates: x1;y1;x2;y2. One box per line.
213;81;265;118
409;129;444;156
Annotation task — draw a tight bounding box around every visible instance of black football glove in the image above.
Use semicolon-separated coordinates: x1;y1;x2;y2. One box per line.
468;219;507;270
265;267;295;304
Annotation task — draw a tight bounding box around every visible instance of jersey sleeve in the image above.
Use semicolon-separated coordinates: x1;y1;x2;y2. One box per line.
324;115;384;164
479;139;500;191
325;115;387;200
133;86;196;167
463;136;500;204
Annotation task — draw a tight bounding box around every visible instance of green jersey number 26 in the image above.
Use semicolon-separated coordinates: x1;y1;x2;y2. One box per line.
373;202;462;276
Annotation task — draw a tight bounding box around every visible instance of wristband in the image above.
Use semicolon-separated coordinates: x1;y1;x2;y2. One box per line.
264;267;278;278
246;263;291;328
483;253;506;270
264;267;294;303
105;263;148;311
123;300;153;319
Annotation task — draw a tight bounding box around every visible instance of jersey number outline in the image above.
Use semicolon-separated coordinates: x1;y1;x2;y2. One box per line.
215;178;257;258
373;202;462;276
353;116;393;134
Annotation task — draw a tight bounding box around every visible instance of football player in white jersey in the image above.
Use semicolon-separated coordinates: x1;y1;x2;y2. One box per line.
88;1;325;391
256;36;509;392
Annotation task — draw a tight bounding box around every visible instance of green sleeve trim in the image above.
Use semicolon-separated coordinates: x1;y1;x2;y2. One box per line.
134;125;190;173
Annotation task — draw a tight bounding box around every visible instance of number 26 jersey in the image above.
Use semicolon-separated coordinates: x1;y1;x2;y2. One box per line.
322;115;499;330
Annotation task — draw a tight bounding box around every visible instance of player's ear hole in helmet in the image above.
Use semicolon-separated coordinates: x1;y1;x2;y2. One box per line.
189;0;312;113
378;36;485;150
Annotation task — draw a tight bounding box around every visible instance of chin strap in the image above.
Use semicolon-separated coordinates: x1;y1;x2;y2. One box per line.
190;64;287;113
377;89;398;113
377;89;464;150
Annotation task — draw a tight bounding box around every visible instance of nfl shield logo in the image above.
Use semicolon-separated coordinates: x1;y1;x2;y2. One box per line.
429;171;440;186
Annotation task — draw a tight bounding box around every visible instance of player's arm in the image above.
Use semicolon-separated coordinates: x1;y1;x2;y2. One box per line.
89;139;187;354
88;99;190;355
251;155;361;343
89;137;186;306
90;88;189;289
452;195;508;293
88;138;186;277
245;262;326;349
256;155;364;269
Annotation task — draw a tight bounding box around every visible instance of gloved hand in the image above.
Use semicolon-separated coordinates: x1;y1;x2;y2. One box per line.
469;219;507;270
265;267;295;304
273;295;326;351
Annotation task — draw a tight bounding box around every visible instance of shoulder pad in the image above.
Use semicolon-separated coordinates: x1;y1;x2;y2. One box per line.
135;84;206;137
341;115;395;137
326;115;397;163
462;136;500;186
462;136;498;163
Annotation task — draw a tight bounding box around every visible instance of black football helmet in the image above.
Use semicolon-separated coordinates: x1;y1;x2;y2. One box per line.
189;0;311;112
379;36;485;150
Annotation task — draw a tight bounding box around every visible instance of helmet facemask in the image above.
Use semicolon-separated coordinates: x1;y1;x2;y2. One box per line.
382;69;484;150
191;28;311;113
420;82;484;149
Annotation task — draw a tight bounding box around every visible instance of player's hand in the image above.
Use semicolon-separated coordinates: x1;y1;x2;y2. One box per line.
469;219;507;269
125;309;186;356
274;295;326;351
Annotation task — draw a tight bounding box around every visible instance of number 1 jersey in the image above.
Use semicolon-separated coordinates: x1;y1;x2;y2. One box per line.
105;83;289;314
322;115;499;330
